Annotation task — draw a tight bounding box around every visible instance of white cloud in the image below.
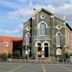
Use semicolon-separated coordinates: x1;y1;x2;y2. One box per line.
54;2;72;20
8;8;34;22
8;8;33;17
2;0;72;29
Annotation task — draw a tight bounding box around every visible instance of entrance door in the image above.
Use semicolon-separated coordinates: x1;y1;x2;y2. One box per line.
38;43;41;57
44;43;48;57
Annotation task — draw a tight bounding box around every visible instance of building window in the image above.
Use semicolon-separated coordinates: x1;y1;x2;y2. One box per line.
38;43;41;57
25;33;30;46
38;43;41;51
56;25;62;30
40;15;45;19
39;23;46;36
56;32;62;47
3;42;8;47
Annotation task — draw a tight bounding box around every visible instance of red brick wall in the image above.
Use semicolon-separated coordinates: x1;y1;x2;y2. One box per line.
65;24;72;53
0;41;13;54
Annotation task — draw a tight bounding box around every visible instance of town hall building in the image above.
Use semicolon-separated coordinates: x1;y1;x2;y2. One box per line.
23;8;72;59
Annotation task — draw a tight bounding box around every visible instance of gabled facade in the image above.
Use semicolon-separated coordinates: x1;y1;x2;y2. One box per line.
23;8;72;58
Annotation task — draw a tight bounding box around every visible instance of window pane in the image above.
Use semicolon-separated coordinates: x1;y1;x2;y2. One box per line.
39;23;46;36
56;33;61;46
3;42;8;47
26;34;29;46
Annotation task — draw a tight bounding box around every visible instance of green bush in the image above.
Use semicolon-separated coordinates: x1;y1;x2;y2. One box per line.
64;52;70;58
7;53;12;58
69;53;72;56
0;53;7;60
13;50;21;58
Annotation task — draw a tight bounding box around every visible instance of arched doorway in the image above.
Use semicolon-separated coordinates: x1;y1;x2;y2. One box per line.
38;43;41;57
44;43;48;57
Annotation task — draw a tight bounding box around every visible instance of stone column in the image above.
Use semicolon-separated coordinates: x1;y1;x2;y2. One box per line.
42;47;44;58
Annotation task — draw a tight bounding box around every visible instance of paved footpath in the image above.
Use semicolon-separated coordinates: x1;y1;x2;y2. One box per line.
0;62;72;72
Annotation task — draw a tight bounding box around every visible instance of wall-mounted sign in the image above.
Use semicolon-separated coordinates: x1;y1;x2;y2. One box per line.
56;48;62;55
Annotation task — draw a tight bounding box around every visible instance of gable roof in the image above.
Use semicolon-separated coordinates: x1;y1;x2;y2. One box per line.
0;36;22;42
24;8;64;24
24;8;72;31
32;8;54;16
66;23;72;31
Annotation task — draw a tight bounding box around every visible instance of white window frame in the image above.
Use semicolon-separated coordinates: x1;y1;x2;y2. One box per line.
3;42;8;47
38;21;48;36
56;25;62;30
40;15;45;19
56;32;62;47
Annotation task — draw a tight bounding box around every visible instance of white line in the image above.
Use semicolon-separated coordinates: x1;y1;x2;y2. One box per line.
9;64;24;72
41;64;46;72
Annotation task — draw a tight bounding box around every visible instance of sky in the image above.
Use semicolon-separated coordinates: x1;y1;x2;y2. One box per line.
0;0;72;38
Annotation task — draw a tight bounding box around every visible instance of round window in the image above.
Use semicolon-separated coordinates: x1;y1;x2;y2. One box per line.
56;25;62;30
40;15;45;19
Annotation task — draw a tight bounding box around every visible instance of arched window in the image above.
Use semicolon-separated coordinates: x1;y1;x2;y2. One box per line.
25;33;30;46
44;43;48;47
38;43;41;51
39;23;46;36
44;43;48;57
56;32;62;47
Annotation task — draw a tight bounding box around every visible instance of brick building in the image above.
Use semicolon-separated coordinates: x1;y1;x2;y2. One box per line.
65;24;72;53
0;36;22;56
23;8;72;58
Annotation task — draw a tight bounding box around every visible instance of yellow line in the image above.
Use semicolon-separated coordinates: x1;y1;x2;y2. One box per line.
41;64;46;72
9;64;23;72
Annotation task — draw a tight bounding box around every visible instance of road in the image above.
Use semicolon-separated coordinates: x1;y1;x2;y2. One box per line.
0;62;72;72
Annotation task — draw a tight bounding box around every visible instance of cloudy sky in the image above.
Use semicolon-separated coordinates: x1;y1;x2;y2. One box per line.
0;0;72;38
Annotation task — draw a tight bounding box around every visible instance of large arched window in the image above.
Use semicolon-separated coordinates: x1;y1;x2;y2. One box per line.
56;32;62;47
39;23;46;36
25;33;30;46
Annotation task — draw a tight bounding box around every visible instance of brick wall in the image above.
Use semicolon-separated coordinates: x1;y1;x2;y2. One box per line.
65;24;72;53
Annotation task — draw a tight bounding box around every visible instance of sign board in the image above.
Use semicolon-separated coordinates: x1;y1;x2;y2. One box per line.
56;48;62;55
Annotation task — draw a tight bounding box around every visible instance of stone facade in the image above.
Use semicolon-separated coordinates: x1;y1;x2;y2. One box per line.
23;8;72;58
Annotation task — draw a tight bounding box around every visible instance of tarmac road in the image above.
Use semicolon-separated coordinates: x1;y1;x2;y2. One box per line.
0;62;72;72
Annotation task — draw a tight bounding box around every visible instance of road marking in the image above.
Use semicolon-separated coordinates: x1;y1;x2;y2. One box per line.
9;64;24;72
41;64;46;72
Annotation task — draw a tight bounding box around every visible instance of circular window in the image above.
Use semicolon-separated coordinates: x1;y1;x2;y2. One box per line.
56;25;62;30
26;26;31;31
40;15;45;19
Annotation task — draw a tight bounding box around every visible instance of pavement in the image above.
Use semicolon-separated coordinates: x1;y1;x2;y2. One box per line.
0;62;72;72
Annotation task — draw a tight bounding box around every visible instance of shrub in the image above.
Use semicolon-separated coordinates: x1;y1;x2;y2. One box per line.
13;50;21;58
69;53;72;56
0;53;7;61
64;52;70;58
7;53;12;58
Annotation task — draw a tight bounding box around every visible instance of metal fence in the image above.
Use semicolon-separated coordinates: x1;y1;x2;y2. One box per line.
0;57;72;64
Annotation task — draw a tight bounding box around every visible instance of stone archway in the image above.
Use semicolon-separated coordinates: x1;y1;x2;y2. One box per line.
41;41;50;58
44;43;48;57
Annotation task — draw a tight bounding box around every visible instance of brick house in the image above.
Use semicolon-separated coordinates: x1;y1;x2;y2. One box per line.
0;36;22;56
65;24;72;53
23;8;72;58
